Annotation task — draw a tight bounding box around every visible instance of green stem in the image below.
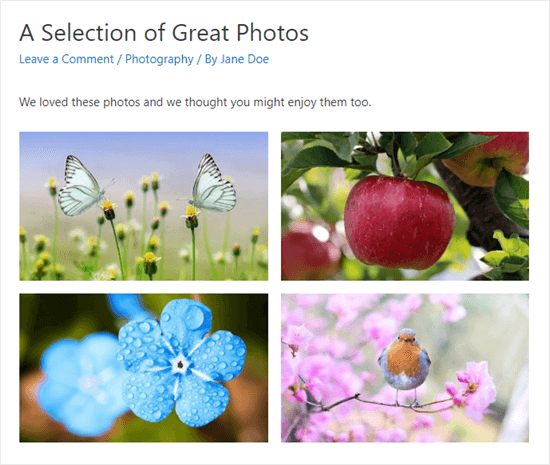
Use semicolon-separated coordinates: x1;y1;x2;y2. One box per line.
153;190;159;217
109;219;125;280
233;256;239;280
191;227;196;281
148;273;153;281
250;244;256;278
223;213;231;255
160;216;166;280
51;196;59;279
21;244;28;279
126;207;131;277
94;223;103;273
140;191;147;256
202;212;218;279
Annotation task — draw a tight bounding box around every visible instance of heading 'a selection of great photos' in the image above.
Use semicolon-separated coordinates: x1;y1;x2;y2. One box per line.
2;1;549;464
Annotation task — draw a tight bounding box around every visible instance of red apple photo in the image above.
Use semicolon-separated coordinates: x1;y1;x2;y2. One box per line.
343;176;455;270
442;132;528;187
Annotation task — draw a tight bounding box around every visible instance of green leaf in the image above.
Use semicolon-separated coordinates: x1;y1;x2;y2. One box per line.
493;230;529;256
484;268;505;280
415;133;453;160
281;143;352;195
395;133;417;157
434;133;497;160
499;255;528;273
281;132;319;142
480;250;509;267
318;133;358;163
407;133;453;178
494;169;529;229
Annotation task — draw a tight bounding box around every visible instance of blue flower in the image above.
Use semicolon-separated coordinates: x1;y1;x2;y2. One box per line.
116;299;246;427
38;333;129;437
107;294;153;321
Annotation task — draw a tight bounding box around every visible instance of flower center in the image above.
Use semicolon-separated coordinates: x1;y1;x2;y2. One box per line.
171;353;191;374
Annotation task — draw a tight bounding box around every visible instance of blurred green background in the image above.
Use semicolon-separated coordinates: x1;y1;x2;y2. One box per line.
20;294;268;442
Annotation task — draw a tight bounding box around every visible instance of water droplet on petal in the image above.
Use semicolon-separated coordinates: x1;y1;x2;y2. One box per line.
161;313;171;322
133;338;142;348
139;321;152;333
185;305;205;330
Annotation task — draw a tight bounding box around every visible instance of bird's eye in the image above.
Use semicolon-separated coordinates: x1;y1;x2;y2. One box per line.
412;337;416;342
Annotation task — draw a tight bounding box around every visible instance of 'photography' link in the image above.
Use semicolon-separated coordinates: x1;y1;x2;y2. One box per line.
125;54;195;66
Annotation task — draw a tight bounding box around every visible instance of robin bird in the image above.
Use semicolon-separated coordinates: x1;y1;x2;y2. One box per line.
378;328;431;407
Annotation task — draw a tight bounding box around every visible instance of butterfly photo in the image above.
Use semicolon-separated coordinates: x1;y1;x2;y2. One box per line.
19;132;267;281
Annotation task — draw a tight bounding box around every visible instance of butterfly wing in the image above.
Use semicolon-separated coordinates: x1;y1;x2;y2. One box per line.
58;156;103;216
192;154;236;212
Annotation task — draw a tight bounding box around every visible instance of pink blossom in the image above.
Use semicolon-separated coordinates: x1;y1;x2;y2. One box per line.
389;427;407;442
337;432;349;442
412;414;435;430
429;294;466;322
295;389;307;403
281;304;305;326
283;324;313;352
349;423;366;442
374;429;391;442
309;336;347;358
326;294;381;328
324;430;336;441
436;393;454;422
417;433;439;442
281;350;299;394
456;361;497;422
387;294;423;321
293;294;323;308
309;411;332;430
363;312;398;350
442;304;467;322
360;371;377;383
445;381;465;405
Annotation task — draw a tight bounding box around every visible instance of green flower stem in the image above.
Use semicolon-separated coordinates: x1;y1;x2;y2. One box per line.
191;227;196;281
51;196;59;279
109;219;126;281
201;212;218;280
223;213;231;254
160;216;166;280
250;243;256;278
153;190;159;217
21;244;28;279
233;255;239;280
140;191;147;256
148;273;153;281
125;207;132;277
94;223;103;273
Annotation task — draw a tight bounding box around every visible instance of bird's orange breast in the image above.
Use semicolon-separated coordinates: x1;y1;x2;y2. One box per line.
386;341;422;377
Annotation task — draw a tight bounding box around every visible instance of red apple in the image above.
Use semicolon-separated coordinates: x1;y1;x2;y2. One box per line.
281;220;341;280
442;132;528;187
344;176;455;270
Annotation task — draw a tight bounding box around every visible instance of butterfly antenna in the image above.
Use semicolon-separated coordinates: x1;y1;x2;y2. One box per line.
106;178;116;189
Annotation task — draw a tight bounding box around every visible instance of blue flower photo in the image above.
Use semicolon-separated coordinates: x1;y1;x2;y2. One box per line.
20;294;268;442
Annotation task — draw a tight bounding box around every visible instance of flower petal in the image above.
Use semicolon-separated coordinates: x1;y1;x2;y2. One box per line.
107;294;152;321
175;374;229;427
38;378;80;421
80;333;121;373
123;371;176;422
117;318;173;373
40;339;81;384
189;331;246;382
160;299;212;354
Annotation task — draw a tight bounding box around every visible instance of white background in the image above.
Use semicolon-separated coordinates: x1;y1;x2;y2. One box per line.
1;1;549;464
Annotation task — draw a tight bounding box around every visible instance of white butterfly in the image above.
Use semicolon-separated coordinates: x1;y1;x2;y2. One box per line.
189;154;236;212
58;156;108;216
